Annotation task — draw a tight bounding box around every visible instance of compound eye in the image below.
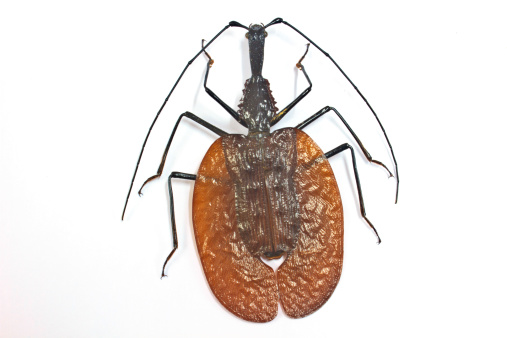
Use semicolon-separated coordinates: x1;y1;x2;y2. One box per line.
245;32;249;39
264;31;268;38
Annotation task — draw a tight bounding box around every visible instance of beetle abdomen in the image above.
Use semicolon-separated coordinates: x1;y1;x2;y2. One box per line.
222;129;300;259
192;128;343;322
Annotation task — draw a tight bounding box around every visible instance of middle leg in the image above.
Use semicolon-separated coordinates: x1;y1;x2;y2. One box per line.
296;106;393;177
138;111;227;195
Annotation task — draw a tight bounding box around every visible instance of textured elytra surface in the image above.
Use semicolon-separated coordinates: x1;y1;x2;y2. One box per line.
277;130;344;318
192;139;278;323
192;128;343;322
222;129;299;258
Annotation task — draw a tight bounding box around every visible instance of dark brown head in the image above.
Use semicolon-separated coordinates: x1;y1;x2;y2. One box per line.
246;24;267;77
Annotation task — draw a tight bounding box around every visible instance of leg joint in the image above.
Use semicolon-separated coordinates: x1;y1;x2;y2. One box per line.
169;172;197;181
325;143;352;158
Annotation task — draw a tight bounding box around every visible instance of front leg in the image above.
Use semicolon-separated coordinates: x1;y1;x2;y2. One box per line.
270;44;312;127
202;40;247;127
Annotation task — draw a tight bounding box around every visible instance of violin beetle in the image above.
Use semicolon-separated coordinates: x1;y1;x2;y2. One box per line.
122;18;398;322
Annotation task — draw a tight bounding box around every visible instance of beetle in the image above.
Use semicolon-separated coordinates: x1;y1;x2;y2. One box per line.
122;18;398;322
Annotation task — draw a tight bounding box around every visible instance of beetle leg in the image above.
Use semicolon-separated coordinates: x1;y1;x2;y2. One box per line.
201;39;214;67
296;106;394;178
325;143;381;244
270;45;312;126
162;171;197;278
202;41;248;128
273;18;399;203
137;112;227;196
122;23;242;220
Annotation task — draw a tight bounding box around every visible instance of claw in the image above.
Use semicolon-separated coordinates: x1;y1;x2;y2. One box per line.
161;248;176;279
371;159;394;178
364;215;381;244
138;174;161;196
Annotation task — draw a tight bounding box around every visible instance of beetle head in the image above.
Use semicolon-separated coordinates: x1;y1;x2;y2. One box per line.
246;24;267;77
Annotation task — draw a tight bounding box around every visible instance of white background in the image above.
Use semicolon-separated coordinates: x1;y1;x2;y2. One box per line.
1;0;506;337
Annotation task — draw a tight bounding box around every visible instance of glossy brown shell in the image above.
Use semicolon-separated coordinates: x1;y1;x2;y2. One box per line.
192;128;343;322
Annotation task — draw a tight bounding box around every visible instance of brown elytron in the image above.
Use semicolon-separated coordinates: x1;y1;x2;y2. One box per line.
193;128;343;322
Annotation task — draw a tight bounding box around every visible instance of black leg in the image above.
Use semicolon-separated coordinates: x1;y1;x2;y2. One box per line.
137;112;227;196
296;106;393;177
122;21;248;220
162;172;197;278
265;17;399;203
202;40;248;128
270;44;312;126
326;143;381;244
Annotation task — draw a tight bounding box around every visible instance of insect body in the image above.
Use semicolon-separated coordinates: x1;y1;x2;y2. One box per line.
122;19;398;322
